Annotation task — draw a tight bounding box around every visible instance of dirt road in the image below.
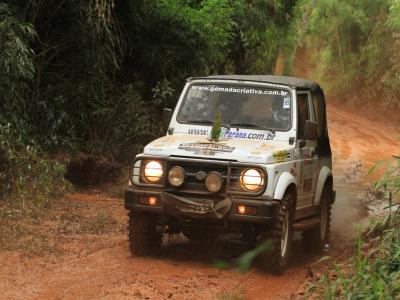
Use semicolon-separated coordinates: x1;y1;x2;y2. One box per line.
0;105;399;300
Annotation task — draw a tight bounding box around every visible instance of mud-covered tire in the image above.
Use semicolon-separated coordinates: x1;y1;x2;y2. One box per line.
260;191;294;274
182;228;219;241
128;211;161;256
303;183;332;252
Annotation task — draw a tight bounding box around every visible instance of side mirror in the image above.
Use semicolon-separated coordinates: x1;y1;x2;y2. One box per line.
161;108;173;132
304;120;318;140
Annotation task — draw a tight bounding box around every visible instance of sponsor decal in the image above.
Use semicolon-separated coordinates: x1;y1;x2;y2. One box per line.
294;148;300;159
303;159;313;166
290;162;297;176
187;128;276;141
163;136;177;142
250;151;262;155
178;143;235;155
273;150;290;163
148;147;163;152
300;159;314;192
153;144;165;148
303;178;313;192
191;85;289;96
246;155;264;160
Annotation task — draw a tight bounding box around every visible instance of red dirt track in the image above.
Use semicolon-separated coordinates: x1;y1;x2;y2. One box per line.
0;104;399;300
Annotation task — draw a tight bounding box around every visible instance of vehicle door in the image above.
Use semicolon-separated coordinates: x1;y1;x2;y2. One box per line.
296;90;319;208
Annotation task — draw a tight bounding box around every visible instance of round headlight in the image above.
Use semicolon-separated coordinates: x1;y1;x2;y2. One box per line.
168;166;185;187
143;161;163;183
240;169;264;191
205;172;223;193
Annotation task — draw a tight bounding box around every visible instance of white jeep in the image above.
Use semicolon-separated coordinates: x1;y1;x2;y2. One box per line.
125;75;335;274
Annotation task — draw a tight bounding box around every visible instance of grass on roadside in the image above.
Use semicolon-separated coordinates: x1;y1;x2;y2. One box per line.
0;200;119;257
307;155;400;299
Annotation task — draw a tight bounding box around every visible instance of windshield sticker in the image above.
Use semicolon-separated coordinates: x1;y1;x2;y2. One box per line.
187;128;276;141
191;85;288;96
283;97;290;109
178;143;234;155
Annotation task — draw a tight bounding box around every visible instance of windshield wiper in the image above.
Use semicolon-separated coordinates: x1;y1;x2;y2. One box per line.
229;122;276;134
186;119;213;125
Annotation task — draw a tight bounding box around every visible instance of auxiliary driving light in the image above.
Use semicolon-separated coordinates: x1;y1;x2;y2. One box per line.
168;166;185;187
143;160;163;183
205;172;223;193
240;168;264;191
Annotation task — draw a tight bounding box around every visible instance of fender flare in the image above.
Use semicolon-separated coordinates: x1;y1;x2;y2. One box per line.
273;172;297;200
314;166;333;205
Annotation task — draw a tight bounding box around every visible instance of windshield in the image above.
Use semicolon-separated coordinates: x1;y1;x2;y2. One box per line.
177;83;292;131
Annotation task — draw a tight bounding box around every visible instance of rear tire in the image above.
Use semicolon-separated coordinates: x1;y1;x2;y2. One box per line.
303;183;332;252
128;211;161;256
260;191;294;274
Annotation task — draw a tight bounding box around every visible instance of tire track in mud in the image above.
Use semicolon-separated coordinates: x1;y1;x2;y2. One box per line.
1;105;399;300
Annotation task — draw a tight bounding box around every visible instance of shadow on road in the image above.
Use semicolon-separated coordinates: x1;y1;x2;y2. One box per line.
128;233;323;275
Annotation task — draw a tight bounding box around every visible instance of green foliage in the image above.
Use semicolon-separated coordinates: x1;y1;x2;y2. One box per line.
295;0;400;108
0;2;36;143
0;3;36;103
0;122;71;207
0;0;297;160
318;222;400;299
369;156;400;207
214;241;272;273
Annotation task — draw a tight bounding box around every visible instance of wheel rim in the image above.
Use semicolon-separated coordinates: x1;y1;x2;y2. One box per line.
320;202;328;241
281;211;290;257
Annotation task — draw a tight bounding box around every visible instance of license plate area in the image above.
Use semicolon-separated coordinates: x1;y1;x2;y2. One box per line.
175;200;213;214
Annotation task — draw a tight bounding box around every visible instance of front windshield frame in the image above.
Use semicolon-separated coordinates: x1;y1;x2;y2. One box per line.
176;81;293;132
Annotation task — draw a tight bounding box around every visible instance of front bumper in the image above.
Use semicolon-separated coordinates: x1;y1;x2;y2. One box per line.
125;187;278;224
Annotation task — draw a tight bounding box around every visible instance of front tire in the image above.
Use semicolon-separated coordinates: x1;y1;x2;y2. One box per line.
260;191;294;274
303;183;332;252
128;211;162;256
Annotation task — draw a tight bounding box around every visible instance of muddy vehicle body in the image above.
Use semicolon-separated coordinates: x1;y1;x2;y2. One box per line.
125;75;335;273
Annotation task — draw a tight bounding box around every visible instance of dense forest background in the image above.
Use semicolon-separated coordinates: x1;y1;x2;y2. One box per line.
0;0;399;204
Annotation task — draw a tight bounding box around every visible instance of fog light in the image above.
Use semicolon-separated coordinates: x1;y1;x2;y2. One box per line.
168;166;185;187
205;172;223;193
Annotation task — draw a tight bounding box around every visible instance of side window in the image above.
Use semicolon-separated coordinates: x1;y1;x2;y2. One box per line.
297;93;310;139
311;90;323;138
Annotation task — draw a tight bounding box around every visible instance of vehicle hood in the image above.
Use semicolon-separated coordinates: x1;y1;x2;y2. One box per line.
143;134;294;164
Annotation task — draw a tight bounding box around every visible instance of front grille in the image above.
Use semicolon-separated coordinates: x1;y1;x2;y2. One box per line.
131;155;266;197
165;160;228;196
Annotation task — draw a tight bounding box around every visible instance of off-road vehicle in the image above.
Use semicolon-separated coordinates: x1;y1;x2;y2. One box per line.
125;75;335;274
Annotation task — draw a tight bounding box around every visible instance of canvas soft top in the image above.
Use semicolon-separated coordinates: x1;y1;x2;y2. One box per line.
187;75;320;91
